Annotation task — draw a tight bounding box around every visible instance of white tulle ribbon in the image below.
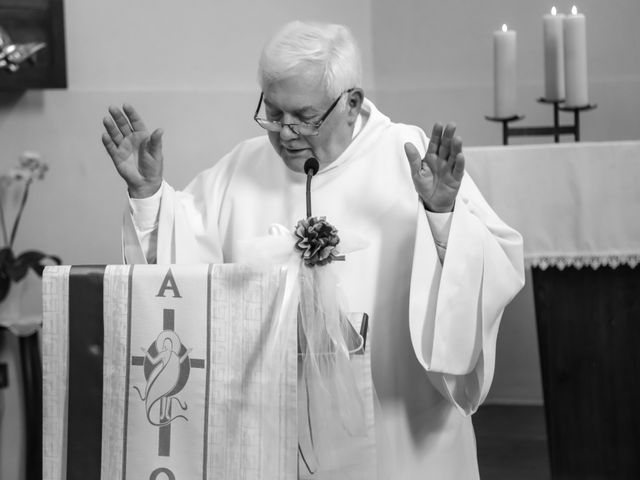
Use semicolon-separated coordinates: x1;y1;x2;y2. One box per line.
238;223;369;467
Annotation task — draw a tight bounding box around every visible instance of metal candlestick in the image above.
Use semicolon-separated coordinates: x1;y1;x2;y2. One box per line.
485;98;597;145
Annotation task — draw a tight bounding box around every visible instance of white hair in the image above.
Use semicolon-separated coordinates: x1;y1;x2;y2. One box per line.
258;21;362;105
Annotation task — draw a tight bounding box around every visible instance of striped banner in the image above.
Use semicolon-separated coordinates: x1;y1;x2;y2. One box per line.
43;264;297;480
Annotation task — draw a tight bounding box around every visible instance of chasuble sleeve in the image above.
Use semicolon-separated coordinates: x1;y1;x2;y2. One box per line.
424;210;453;263
123;183;163;264
122;166;225;265
408;172;525;416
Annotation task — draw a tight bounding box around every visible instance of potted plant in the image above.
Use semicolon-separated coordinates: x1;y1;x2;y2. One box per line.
0;151;60;334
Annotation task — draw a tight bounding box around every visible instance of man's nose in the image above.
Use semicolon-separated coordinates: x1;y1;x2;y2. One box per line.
278;112;300;140
279;123;299;141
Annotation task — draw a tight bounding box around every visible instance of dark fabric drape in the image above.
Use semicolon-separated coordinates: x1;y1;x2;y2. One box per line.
533;265;640;479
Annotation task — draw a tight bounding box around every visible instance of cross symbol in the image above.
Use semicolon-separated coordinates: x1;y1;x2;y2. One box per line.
131;308;205;457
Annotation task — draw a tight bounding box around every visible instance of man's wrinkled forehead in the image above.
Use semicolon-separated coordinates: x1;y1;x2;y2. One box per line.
263;96;318;116
262;71;329;113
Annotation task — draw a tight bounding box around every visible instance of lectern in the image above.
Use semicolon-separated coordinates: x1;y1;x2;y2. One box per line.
42;263;374;479
43;264;298;480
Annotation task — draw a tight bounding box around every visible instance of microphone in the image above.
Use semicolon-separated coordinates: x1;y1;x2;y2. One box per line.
304;157;319;176
304;158;319;218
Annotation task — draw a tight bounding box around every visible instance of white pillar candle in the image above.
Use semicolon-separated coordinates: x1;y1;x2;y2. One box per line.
493;24;517;118
543;7;565;101
563;6;589;107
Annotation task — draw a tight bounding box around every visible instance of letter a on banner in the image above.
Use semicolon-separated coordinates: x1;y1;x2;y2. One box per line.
156;268;182;298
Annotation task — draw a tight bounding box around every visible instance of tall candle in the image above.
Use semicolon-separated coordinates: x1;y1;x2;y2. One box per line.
493;24;517;118
543;7;565;100
563;6;588;107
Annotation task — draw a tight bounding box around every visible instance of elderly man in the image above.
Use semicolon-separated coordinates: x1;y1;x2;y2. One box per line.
102;20;524;480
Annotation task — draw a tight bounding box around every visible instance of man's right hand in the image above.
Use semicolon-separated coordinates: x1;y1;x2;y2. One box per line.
102;104;164;199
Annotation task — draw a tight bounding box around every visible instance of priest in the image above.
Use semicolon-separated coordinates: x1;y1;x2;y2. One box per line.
102;20;524;479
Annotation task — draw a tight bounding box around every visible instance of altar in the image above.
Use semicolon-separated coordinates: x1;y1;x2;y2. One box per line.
41;262;374;480
466;140;640;479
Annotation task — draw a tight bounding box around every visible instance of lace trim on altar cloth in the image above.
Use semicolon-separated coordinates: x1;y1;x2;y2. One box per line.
526;254;640;270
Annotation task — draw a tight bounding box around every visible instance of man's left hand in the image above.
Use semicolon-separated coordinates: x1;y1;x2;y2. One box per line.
404;122;465;213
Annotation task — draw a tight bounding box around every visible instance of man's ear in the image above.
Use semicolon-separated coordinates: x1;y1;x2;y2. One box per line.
346;88;364;122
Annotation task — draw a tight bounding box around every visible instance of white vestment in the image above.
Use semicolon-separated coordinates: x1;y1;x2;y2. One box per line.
122;99;525;479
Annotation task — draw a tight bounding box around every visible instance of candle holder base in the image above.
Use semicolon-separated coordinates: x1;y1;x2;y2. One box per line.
484;114;525;123
558;103;597;112
484;115;525;146
537;97;564;104
486;99;596;145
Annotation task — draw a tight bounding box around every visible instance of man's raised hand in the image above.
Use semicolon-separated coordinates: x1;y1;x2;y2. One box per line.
102;104;164;199
404;122;465;213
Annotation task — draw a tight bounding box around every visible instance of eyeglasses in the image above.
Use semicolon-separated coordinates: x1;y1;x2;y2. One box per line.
253;88;354;136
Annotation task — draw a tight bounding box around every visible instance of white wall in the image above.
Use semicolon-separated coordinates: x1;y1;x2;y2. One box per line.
370;0;640;146
1;1;640;475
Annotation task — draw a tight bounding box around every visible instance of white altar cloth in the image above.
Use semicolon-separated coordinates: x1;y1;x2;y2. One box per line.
466;141;640;269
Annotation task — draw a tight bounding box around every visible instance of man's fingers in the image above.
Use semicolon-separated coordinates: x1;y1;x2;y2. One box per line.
103;116;124;146
439;136;451;160
430;122;444;139
404;142;423;176
108;105;133;137
449;135;463;159
442;122;456;140
123;103;148;132
101;132;119;160
452;153;465;181
427;122;443;156
102;133;137;185
438;122;456;159
148;128;164;160
447;135;463;172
